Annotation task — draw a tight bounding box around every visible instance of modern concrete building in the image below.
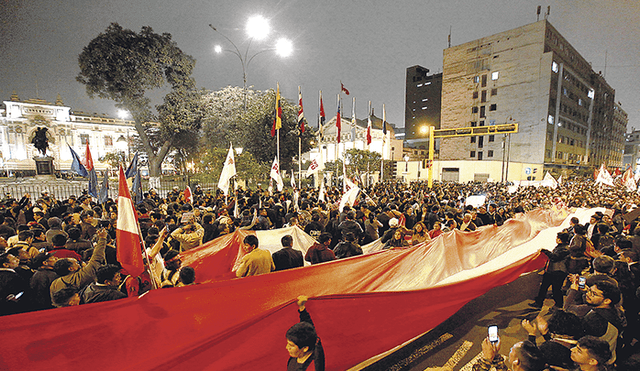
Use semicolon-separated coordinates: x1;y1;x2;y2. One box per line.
0;93;136;175
404;66;442;149
439;20;625;182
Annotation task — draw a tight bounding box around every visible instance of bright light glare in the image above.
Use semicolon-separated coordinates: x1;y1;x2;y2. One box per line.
214;45;222;53
275;38;293;57
420;126;428;134
246;15;270;40
117;109;130;120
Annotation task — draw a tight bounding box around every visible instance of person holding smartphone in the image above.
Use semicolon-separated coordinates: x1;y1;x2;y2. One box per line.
472;329;545;371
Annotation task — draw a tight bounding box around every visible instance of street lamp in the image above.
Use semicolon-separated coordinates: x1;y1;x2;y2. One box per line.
210;16;293;110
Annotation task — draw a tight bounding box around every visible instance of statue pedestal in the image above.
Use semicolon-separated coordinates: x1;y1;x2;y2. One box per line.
33;156;55;179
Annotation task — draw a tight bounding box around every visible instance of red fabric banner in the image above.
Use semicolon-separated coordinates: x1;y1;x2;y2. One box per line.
0;209;569;371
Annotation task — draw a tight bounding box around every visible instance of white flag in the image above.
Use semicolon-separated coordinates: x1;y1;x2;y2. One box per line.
291;169;296;189
339;186;360;212
595;164;614;187
218;144;236;195
622;167;636;192
270;156;284;191
541;172;558;188
318;181;326;203
306;158;322;176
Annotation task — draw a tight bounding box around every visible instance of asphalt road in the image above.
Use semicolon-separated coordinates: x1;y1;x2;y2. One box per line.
361;271;545;371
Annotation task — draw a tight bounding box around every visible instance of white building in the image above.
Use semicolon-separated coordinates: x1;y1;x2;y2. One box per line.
0;93;135;174
307;114;403;164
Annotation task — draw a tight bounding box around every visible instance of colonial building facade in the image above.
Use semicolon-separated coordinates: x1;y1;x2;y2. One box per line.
1;93;135;174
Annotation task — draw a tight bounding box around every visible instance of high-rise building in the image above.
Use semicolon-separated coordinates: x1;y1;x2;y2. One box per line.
439;20;625;180
404;66;441;149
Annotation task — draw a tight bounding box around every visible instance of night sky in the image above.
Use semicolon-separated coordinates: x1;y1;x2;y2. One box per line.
1;0;639;131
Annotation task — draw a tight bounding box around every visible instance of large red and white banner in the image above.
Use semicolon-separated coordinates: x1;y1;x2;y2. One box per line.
0;208;603;370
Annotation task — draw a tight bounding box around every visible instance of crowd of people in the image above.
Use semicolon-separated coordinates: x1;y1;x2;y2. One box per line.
2;177;640;370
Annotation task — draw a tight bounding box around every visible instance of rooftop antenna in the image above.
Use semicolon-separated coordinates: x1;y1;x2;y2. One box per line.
537;5;541;21
604;50;608;78
544;6;550;20
448;26;452;48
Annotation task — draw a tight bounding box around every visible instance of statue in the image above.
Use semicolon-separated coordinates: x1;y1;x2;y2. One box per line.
32;127;49;157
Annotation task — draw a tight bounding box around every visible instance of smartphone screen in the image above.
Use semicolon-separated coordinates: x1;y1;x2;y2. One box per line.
578;276;586;289
488;325;499;343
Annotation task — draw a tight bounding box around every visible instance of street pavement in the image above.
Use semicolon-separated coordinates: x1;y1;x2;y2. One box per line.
359;271;546;371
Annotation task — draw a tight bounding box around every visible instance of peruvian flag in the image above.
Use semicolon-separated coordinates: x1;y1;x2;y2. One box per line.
116;166;144;277
298;86;305;134
366;112;372;145
319;91;326;127
184;185;193;204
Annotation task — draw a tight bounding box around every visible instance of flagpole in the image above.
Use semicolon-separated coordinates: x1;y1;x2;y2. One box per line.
380;104;386;183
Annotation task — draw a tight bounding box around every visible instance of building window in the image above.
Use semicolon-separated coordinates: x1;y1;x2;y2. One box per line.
104;135;113;147
489;104;497;111
548;115;554;124
552;61;559;73
473;91;478;99
488;150;494;157
80;134;90;145
479;120;485;126
473;76;480;83
491;88;497;96
470;121;477;127
470;151;476;158
421;106;428;110
471;137;476;143
481;74;487;87
478;136;484;148
481;90;487;103
480;106;486;118
472;107;478;114
478;151;483;160
488;135;494;142
491;71;499;80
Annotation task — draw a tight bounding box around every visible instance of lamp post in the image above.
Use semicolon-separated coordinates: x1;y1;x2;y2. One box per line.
210;16;293;111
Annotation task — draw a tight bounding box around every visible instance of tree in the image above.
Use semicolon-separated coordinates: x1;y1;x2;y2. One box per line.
201;87;314;172
194;147;270;187
76;23;199;184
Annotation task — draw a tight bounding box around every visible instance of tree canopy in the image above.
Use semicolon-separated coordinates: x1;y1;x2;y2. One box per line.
76;23;201;179
201;86;314;172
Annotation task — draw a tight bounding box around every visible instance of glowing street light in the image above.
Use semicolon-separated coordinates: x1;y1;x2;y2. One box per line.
117;109;130;120
210;15;293;110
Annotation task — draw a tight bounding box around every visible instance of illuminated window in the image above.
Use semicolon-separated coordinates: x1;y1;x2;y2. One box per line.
552;62;559;73
548;115;554;124
491;71;499;80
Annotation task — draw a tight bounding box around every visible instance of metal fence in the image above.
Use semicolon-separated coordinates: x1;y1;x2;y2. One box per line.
0;178;219;202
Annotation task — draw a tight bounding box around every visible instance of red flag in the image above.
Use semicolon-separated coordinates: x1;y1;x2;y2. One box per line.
184;185;193;204
84;141;94;171
298;86;305;134
341;81;350;95
116;166;144;277
319;91;326;127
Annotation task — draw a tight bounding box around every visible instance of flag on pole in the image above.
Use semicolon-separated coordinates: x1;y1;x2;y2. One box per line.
382;104;387;136
116;166;145;278
98;171;109;204
339;186;360;212
622;167;636;191
298;86;305;134
541;172;558;188
366;102;372;145
184;186;193;204
290;170;296;189
270;156;284;192
595;164;614;186
340;81;350;95
336;95;341;144
306;158;322;176
271;83;282;137
125;153;138;179
218;144;236;196
319;91;326;128
68;145;88;177
85;142;98;198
